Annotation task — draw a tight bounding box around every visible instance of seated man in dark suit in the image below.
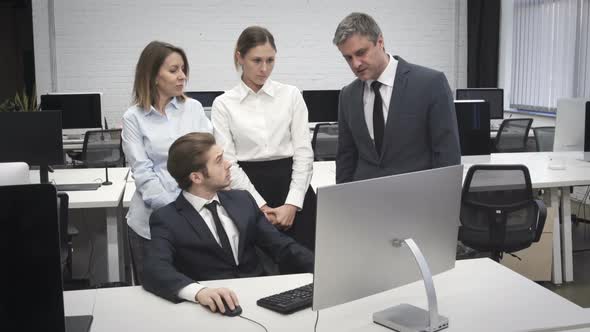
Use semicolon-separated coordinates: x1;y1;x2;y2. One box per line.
142;132;314;314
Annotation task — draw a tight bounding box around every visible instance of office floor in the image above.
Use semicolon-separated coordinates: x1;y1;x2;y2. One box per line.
539;220;590;308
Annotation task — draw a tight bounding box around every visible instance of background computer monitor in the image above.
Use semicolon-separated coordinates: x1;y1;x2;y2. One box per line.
554;98;589;152
454;100;491;156
0;184;65;331
456;88;504;119
312;165;462;311
302;90;340;122
184;91;224;107
40;93;102;130
0;111;64;183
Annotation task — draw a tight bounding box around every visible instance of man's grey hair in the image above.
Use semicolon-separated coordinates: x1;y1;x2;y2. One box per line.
333;12;382;46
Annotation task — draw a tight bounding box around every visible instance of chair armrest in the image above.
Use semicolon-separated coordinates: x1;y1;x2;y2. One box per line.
533;199;547;242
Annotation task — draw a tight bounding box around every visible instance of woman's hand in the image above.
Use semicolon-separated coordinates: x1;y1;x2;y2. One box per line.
267;204;297;230
260;204;279;225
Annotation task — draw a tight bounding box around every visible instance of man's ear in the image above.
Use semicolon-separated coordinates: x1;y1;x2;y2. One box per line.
189;171;203;185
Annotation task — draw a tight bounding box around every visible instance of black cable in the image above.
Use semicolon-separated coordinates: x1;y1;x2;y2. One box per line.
314;310;320;332
238;314;269;332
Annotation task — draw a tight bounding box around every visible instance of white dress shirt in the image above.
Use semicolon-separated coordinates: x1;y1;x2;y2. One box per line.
211;79;314;209
363;54;398;141
122;97;213;239
177;191;240;303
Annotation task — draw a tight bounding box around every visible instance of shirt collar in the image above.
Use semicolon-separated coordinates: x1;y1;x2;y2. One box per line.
182;190;220;212
237;79;275;103
366;53;397;88
145;96;180;116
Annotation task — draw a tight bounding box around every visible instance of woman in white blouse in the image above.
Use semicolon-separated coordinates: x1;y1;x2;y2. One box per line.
122;41;213;283
212;26;316;254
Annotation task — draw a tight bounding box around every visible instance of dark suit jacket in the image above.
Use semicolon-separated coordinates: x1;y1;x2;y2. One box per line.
336;56;461;183
142;190;314;303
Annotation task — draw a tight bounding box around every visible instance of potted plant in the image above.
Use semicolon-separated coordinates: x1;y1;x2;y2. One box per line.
0;87;38;112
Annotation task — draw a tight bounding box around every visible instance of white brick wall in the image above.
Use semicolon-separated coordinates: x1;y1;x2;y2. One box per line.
33;0;467;127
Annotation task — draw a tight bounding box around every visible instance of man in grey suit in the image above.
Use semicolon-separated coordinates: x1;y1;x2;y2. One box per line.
333;12;460;183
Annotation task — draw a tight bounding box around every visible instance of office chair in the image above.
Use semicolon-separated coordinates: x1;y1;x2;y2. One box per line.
459;164;547;262
311;123;338;161
70;129;125;167
532;127;555;152
494;118;533;152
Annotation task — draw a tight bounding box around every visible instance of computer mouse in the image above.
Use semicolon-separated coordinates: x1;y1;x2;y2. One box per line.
220;297;242;317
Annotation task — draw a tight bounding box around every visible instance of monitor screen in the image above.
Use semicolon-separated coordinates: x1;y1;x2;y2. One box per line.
454;100;491;156
312;165;462;311
185;91;224;107
555;98;588;151
302;90;340;122
456;88;504;119
0;111;64;167
0;184;66;332
41;93;102;129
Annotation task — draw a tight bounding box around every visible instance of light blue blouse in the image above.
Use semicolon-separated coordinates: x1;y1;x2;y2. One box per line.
122;97;213;239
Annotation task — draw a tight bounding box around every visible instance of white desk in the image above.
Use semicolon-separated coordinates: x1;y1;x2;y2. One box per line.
63;138;84;151
31;167;130;282
311;152;590;284
64;258;590;332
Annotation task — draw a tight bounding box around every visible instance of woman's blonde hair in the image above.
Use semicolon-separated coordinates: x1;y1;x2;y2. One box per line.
132;41;188;110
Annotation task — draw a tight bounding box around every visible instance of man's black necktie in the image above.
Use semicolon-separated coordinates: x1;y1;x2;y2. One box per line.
372;81;384;155
204;202;234;260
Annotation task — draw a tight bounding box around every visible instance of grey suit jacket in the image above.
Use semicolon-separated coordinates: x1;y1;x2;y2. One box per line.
336;56;460;183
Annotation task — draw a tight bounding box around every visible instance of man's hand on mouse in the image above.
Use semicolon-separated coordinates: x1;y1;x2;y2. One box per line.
195;287;239;313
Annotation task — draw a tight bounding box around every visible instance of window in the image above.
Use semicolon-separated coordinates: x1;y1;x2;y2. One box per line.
511;0;589;112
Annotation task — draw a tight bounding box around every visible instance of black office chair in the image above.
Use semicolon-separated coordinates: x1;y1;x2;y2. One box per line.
532;126;555;152
311;123;338;161
494;118;533;152
70;129;125;167
57;192;73;278
459;164;547;262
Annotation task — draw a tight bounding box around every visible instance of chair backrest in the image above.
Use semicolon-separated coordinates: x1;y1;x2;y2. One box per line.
311;123;338;161
56;192;70;270
495;118;533;152
533;126;555;152
0;162;30;185
459;164;545;260
82;129;125;167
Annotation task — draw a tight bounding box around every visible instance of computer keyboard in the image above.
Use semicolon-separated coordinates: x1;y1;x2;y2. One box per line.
54;183;101;191
256;283;313;314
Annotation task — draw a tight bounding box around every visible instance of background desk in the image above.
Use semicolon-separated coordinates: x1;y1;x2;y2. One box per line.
31;167;129;282
312;152;590;284
64;258;590;331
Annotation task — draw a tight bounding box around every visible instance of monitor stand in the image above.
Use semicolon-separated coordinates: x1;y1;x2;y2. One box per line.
65;315;93;332
373;238;449;332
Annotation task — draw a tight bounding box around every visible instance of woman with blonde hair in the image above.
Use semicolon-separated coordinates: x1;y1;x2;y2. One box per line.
122;41;212;282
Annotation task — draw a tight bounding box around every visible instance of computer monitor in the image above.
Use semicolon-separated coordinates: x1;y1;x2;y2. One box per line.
184;91;224;107
40;93;102;130
0;111;64;183
0;184;92;332
302;90;340;122
554;98;589;152
313;165;462;319
454;100;491;156
0;162;30;186
456;88;504;119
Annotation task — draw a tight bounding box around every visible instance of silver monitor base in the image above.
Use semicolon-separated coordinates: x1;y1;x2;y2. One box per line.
373;303;448;332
